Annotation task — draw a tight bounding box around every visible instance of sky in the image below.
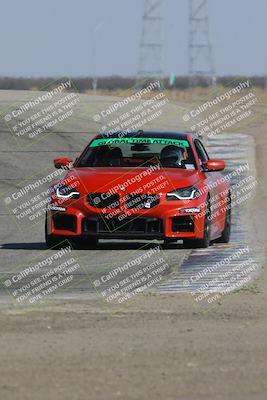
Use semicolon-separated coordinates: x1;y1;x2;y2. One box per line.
0;0;266;77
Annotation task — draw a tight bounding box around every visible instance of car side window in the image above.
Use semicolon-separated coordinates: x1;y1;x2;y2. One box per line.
199;141;210;160
194;140;209;164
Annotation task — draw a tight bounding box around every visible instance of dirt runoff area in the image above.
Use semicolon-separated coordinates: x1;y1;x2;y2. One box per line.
0;119;267;400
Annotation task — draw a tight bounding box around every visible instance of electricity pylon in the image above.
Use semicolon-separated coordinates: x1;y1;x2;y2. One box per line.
188;0;215;85
138;0;164;78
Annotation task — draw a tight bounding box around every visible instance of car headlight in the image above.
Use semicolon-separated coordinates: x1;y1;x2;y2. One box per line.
55;185;80;199
167;186;201;200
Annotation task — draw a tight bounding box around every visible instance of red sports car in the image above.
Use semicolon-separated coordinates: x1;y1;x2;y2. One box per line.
45;131;231;248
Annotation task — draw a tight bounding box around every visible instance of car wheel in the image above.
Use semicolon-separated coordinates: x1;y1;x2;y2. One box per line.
45;233;59;248
45;217;71;249
163;238;177;245
217;194;231;243
45;217;58;248
183;199;211;249
71;237;99;250
45;230;62;249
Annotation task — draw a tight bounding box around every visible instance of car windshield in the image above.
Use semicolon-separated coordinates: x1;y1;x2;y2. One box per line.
77;137;197;169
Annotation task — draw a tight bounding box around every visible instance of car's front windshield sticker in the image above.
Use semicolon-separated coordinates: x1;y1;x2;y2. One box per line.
90;137;190;148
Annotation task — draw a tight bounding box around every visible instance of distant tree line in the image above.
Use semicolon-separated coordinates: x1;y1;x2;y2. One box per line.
0;76;265;92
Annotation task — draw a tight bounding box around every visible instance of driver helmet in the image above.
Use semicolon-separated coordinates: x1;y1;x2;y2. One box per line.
160;145;185;166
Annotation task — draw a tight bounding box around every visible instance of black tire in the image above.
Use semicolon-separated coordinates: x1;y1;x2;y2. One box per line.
45;217;58;248
45;234;59;248
45;217;72;249
183;199;211;249
45;231;62;249
71;237;99;250
217;194;231;243
163;238;177;245
183;239;199;249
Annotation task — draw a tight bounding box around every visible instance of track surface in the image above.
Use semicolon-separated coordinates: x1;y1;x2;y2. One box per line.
159;133;264;295
0;90;264;305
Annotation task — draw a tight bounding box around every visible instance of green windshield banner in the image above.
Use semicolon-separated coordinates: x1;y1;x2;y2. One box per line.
90;137;190;147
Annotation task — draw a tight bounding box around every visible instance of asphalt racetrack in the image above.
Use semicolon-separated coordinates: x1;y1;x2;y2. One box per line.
0;89;264;306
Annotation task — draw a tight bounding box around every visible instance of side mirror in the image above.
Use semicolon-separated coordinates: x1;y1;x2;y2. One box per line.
203;159;226;172
54;157;73;169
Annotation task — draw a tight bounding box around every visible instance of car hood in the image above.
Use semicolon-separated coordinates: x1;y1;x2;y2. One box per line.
62;167;203;193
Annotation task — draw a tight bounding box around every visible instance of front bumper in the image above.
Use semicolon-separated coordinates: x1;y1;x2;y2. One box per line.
47;193;207;240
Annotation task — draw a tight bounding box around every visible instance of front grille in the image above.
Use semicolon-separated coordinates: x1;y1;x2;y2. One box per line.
87;192;160;210
125;194;160;209
53;214;76;232
83;217;163;235
172;216;194;233
87;193;119;209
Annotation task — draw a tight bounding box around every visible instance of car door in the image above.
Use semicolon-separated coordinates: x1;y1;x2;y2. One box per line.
194;139;222;238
